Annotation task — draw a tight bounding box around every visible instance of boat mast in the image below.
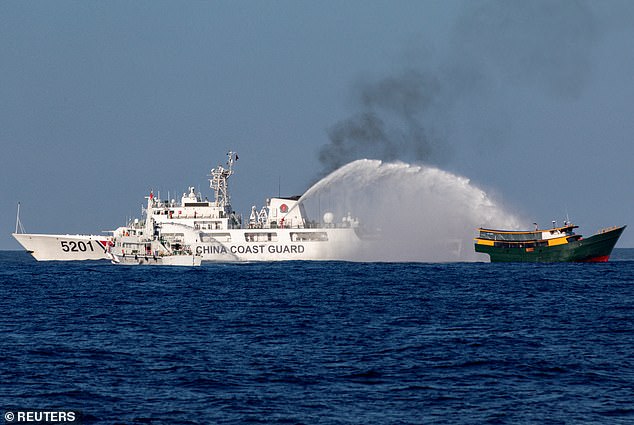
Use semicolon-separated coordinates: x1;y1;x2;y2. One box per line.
209;151;237;209
15;202;25;234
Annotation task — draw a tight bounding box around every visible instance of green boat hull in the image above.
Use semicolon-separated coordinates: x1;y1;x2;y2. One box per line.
475;226;626;263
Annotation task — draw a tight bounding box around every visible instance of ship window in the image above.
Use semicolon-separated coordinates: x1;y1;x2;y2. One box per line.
194;221;213;230
245;232;277;242
194;221;223;230
123;242;144;249
161;233;184;243
202;233;231;242
290;232;328;242
479;231;540;242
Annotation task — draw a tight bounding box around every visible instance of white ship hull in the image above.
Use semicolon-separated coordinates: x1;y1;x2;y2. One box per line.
192;227;361;262
12;228;362;262
108;252;202;266
12;233;112;261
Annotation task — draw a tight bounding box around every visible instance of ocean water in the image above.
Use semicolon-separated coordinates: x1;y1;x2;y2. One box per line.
2;250;634;424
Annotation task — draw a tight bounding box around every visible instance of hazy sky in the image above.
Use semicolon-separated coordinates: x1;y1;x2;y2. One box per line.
2;0;633;250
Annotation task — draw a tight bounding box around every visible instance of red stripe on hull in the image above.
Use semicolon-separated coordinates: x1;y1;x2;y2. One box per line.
580;255;610;263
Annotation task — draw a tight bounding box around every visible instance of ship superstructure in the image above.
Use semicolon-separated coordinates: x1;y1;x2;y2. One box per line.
103;152;364;262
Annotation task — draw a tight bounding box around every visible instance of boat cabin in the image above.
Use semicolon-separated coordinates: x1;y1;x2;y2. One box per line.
475;224;581;249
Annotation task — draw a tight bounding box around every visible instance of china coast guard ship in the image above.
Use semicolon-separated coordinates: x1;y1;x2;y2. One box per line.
13;152;364;263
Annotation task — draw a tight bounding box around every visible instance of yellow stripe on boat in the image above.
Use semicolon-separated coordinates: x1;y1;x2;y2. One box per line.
475;239;495;246
547;237;569;246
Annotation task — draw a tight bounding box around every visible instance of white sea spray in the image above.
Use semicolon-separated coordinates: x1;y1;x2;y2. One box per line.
299;159;523;262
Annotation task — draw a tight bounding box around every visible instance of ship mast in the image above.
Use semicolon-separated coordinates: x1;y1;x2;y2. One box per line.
15;202;25;234
209;151;237;209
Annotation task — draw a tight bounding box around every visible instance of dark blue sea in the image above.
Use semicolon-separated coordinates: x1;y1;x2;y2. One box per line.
2;250;634;424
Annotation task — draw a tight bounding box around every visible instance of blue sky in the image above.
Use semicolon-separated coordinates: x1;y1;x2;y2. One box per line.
2;0;633;249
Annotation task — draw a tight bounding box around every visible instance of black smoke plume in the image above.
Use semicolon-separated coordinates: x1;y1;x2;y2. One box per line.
318;0;605;176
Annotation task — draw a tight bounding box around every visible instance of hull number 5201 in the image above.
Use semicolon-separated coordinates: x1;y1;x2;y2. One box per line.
61;241;94;252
